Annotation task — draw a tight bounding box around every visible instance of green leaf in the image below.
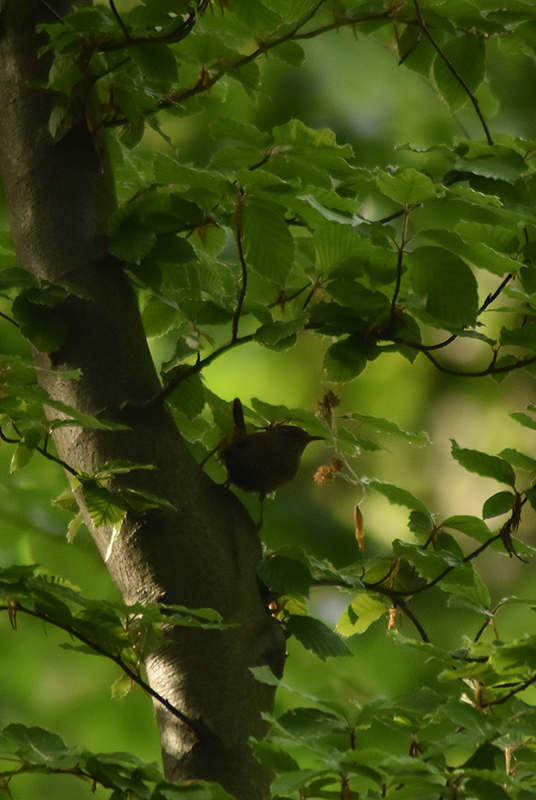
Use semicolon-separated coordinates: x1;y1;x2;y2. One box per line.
273;118;353;160
327;280;390;312
377;168;438;204
433;34;485;109
510;410;536;431
286;615;352;660
394;539;490;607
10;443;35;473
441;515;492;543
456;221;519;254
499;448;536;472
67;512;84;543
153;155;231;198
109;222;156;263
314;222;362;272
43;397;129;432
500;322;536;350
277;707;345;738
152;234;197;265
167;372;206;420
257;554;312;598
249;665;281;687
408;509;433;537
271;40;305;66
111;673;132;699
209;117;271;148
2;724;68;762
367;480;429;515
422;226;516;277
454;141;528;183
11;291;67;352
130;43;178;85
482;491;515;519
250;739;300;773
0;267;38;291
464;776;511;800
117;120;145;150
253;315;306;349
450;441;516;487
242;199;295;284
230;0;281;35
118;487;176;513
408;246;479;327
393;538;461;580
349;413;430;447
323;337;368;381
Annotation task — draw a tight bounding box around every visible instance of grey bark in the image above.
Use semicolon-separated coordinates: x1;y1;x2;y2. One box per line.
0;3;286;798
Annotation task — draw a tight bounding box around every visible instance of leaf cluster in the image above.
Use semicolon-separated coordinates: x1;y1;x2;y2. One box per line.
0;721;233;799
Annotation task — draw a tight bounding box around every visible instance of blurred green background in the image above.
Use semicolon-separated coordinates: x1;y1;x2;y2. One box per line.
1;9;536;798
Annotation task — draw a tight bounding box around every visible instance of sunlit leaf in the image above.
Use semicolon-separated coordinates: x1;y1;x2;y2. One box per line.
337;594;388;636
450;441;516;487
82;483;127;528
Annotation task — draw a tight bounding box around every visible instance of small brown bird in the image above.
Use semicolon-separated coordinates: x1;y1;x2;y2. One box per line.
220;398;323;525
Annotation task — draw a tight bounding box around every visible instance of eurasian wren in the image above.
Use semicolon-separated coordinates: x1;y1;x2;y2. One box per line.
220;398;323;502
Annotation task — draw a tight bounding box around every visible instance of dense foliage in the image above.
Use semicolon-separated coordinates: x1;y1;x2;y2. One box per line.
2;0;536;798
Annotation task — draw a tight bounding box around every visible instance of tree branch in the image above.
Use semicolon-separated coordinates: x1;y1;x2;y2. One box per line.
1;601;217;743
400;344;536;378
125;332;256;411
102;6;393;127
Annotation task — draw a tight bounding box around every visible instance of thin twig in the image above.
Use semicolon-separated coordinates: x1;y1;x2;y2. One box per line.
381;588;430;642
396;343;536;378
491;673;536;706
0;310;19;328
100;7;196;52
389;209;409;327
413;0;493;146
395;532;503;599
232;194;248;343
109;0;132;43
38;0;65;23
0;428;78;477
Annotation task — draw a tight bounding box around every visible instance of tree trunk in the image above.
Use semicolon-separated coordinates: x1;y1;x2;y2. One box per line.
0;3;286;798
